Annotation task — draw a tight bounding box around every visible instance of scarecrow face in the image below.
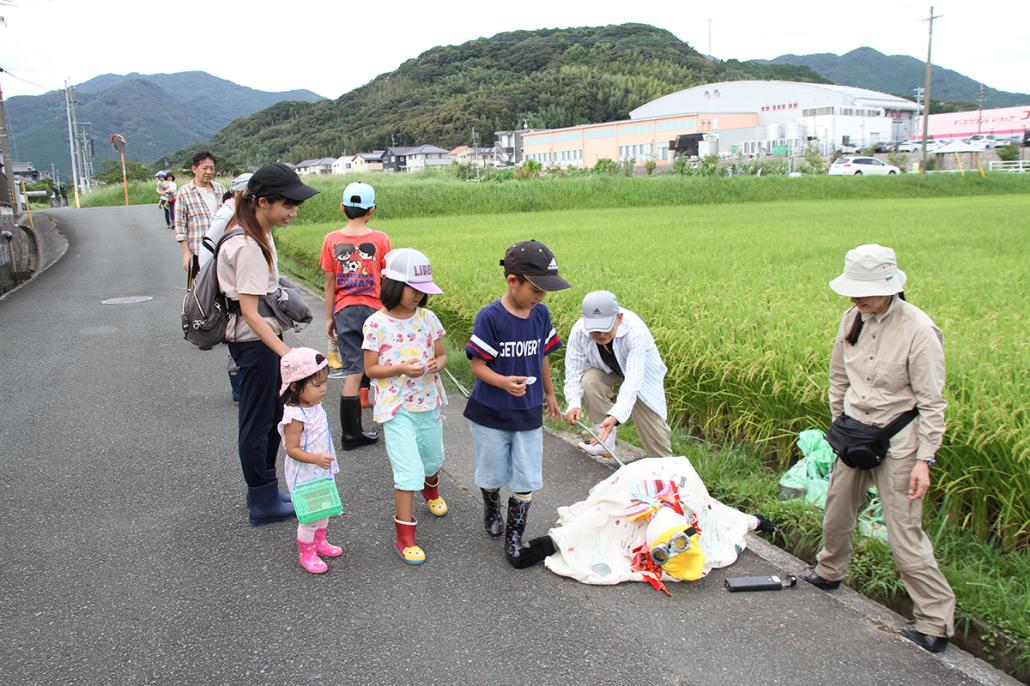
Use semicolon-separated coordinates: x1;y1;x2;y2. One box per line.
650;526;704;581
646;507;705;582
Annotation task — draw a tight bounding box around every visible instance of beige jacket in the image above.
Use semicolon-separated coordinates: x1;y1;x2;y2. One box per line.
828;297;946;461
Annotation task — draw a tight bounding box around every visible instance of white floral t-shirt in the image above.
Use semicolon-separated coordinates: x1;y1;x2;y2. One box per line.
277;403;339;493
362;308;447;424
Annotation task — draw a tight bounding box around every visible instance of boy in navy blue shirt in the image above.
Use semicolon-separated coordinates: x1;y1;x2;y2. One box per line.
464;239;571;564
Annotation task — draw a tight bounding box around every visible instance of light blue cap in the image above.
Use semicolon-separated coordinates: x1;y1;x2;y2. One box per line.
342;182;375;209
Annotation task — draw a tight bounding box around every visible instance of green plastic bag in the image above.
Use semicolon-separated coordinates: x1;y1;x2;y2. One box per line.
780;429;887;541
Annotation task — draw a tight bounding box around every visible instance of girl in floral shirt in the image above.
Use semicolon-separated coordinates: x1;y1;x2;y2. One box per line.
362;248;448;565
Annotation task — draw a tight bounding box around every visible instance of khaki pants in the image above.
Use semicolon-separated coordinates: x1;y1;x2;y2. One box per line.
580;367;672;457
815;452;955;637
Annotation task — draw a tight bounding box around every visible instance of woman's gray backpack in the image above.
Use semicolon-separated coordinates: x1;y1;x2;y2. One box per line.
181;228;244;350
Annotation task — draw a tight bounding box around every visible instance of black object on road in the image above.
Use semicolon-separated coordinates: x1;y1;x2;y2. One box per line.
725;574;798;592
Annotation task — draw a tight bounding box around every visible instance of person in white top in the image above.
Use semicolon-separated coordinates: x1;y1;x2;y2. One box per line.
563;291;672;457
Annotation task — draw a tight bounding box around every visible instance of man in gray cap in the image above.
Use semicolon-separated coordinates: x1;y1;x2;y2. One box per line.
563;291;672;457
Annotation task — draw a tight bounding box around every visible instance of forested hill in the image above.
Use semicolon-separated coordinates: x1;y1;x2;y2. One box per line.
768;47;1030;108
177;24;826;167
7;72;322;177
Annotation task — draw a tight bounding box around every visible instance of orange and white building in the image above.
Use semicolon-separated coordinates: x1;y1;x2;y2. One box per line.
521;80;922;167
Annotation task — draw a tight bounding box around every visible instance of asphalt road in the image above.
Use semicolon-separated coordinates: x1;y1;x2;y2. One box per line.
0;205;1016;685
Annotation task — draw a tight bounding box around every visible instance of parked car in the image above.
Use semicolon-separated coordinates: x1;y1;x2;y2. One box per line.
836;143;860;154
897;139;941;152
828;156;901;176
874;141;897;153
968;134;998;148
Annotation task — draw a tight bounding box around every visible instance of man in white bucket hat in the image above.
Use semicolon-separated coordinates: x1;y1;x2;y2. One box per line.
804;244;955;654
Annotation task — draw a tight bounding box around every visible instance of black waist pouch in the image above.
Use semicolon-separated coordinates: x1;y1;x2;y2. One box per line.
826;408;919;469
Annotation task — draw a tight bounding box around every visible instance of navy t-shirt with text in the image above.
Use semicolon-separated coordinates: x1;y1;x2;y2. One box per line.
464;299;562;431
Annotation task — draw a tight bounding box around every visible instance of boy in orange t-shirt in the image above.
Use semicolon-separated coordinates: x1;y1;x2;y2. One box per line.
320;182;391;450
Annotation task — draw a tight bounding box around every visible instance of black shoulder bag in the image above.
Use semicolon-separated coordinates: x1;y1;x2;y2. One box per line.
826;408;919;470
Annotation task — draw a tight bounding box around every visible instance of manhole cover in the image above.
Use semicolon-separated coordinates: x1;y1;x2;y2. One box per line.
101;296;153;305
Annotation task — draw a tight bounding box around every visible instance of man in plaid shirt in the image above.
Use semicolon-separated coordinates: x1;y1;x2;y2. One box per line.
175;151;226;277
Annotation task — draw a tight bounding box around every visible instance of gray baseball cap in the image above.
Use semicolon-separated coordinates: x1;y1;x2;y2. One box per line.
581;290;619;332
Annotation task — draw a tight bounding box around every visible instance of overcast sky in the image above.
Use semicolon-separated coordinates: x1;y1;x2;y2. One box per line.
1;0;1027;100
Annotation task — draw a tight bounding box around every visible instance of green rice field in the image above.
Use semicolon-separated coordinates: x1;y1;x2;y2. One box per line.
277;191;1030;551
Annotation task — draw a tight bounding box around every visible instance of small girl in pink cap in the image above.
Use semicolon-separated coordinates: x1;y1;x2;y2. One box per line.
278;347;342;574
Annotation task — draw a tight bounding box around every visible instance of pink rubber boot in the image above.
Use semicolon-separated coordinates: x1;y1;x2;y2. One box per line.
297;539;328;574
313;528;343;558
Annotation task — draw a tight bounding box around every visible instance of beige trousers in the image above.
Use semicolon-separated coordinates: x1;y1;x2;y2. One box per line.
580;367;673;457
815;452;956;637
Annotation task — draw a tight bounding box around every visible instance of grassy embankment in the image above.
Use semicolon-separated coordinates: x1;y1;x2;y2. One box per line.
274;175;1029;676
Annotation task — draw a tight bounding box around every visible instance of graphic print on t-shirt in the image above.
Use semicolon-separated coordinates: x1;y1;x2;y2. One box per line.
333;241;379;296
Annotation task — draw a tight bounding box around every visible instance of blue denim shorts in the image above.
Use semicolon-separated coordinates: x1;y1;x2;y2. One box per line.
383;408;445;491
469;421;543;493
333;304;376;375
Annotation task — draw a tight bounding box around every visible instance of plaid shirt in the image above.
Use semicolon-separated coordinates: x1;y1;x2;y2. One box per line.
174;180;226;255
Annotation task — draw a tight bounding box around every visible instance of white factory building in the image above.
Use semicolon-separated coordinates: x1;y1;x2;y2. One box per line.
521;80;922;167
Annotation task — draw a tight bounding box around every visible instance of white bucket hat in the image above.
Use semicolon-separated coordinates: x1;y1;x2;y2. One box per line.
829;244;907;297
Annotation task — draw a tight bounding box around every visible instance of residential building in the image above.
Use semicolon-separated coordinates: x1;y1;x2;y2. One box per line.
295;157;336;175
349;151;385;173
450;145;495;167
382;145;451;173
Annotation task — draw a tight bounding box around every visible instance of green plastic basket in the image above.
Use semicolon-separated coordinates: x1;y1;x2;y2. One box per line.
292;478;342;523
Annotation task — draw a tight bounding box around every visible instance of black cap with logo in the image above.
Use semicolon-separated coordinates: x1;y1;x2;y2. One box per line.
500;239;571;292
247;162;320;203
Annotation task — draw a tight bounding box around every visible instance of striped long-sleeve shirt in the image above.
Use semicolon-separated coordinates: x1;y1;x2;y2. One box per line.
174;180;226;256
563;308;668;424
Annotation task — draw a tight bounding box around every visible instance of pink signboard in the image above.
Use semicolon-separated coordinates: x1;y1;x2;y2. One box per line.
918;105;1030;140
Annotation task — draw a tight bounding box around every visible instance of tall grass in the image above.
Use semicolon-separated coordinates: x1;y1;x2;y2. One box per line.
295;171;1030;221
277;194;1030;550
78;171;1030;217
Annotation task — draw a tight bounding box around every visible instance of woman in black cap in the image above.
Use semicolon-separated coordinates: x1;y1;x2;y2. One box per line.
217;162;319;525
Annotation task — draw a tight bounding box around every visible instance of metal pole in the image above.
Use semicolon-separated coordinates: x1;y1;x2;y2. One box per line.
64;80;81;208
919;6;943;175
119;151;128;206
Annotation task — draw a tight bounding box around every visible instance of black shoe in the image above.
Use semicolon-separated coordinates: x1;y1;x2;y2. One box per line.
900;628;948;653
753;513;777;533
504;496;532;563
801;569;841;590
341;430;379;450
481;489;504;537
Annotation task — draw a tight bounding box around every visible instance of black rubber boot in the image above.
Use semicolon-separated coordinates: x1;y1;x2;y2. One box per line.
481;488;504;537
340;396;378;450
509;535;556;569
504;495;532;562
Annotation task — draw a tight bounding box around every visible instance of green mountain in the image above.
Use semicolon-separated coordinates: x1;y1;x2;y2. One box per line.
6;71;323;177
767;47;1029;108
176;23;827;167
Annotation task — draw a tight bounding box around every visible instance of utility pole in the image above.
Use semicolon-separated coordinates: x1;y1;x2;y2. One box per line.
471;127;480;182
708;19;713;58
977;83;985;133
68;86;87;193
0;74;17;210
919;6;943;175
64;79;81;208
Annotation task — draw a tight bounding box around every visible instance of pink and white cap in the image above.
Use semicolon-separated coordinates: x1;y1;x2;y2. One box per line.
382;248;443;294
279;347;328;395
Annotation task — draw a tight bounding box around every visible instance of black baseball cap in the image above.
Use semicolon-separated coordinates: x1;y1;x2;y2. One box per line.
500;239;571;292
247;162;319;203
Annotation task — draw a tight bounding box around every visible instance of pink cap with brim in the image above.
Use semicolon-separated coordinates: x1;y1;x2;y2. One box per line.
829;244;907;297
383;248;443;294
279;347;328;395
